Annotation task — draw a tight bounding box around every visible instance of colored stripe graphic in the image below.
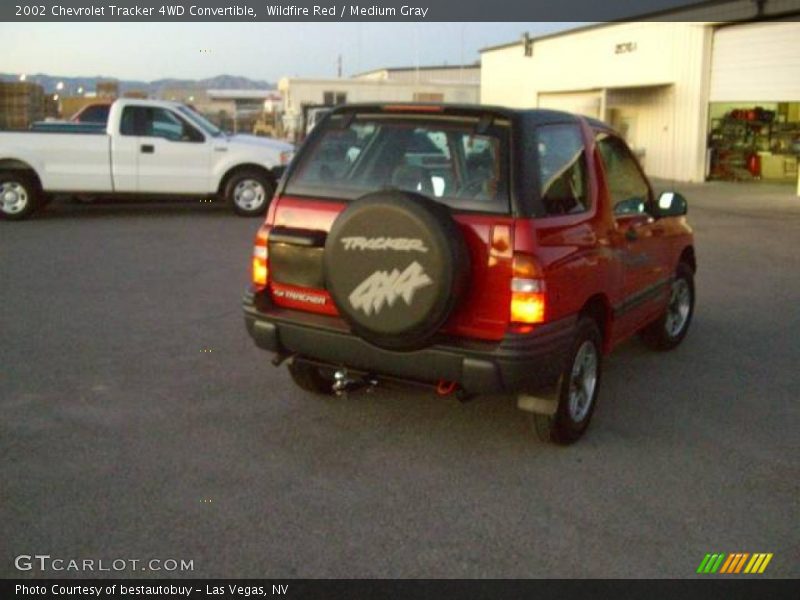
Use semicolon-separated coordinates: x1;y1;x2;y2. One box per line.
744;554;760;573
710;554;725;573
721;553;739;574
697;553;726;573
758;554;773;573
734;553;749;573
696;554;712;573
719;554;736;573
700;552;773;574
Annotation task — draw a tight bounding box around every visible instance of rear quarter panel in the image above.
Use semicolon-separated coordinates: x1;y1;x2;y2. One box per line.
521;131;623;349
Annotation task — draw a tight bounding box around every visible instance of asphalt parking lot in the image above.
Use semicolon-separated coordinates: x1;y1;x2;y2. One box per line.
2;184;798;579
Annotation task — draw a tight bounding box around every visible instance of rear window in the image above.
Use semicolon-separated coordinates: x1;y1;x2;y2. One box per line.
285;113;510;214
77;105;110;124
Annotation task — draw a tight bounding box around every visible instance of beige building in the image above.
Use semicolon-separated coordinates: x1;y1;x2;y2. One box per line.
480;0;800;183
279;65;480;140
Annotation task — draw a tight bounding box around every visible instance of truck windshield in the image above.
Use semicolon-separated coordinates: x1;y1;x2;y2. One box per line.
177;105;223;137
285;113;510;214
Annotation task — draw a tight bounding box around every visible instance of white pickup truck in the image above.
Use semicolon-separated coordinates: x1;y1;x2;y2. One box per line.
0;98;294;220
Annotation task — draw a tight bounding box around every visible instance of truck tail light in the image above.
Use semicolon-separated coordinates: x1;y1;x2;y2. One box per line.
510;254;546;325
252;224;270;289
279;150;294;166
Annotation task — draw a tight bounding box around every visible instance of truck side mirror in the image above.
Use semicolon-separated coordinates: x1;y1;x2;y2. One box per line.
655;191;687;217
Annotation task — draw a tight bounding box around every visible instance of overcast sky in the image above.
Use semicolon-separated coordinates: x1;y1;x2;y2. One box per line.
1;22;582;82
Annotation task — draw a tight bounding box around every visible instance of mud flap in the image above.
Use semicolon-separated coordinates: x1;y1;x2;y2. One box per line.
517;382;560;416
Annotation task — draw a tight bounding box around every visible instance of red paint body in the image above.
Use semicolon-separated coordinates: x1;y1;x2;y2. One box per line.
261;113;694;354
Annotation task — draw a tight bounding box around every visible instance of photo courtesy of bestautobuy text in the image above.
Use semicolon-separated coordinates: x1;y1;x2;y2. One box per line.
2;1;799;598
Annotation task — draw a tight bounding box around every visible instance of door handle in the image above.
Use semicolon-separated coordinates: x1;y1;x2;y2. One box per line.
141;144;154;154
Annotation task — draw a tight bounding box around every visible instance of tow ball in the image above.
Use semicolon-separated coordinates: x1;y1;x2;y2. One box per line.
332;369;378;396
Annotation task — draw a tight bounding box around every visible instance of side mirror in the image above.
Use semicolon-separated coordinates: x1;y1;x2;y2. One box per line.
655;191;687;217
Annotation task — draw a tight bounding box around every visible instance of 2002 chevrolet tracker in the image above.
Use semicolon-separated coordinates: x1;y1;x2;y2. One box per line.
243;104;696;443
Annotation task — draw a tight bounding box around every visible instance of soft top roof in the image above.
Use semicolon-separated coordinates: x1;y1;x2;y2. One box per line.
327;103;591;127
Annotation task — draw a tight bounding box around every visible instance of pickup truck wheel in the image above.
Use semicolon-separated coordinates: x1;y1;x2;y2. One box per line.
640;263;695;351
226;170;274;217
0;173;40;221
532;317;602;445
287;359;334;395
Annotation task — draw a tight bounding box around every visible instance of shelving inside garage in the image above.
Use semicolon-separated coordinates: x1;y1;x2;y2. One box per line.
707;102;800;182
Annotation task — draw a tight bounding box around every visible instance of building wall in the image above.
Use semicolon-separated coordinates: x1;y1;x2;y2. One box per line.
279;78;479;118
481;22;714;181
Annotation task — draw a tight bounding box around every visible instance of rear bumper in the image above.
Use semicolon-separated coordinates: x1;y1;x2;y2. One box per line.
243;290;576;394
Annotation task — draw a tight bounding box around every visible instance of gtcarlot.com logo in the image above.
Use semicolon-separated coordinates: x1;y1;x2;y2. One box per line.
696;552;773;574
14;554;194;573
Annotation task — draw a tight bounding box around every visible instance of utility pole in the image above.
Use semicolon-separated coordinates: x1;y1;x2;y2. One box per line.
337;54;342;78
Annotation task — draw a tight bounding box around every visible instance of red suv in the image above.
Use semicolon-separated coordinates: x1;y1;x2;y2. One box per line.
243;104;695;444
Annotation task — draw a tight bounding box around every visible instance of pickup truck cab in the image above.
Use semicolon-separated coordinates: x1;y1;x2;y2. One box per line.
243;104;696;444
0;98;294;219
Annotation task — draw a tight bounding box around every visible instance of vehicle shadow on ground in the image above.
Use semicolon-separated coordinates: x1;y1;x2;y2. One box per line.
28;197;237;220
270;330;697;453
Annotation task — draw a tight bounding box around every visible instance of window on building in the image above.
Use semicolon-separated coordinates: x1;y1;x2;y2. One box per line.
322;92;347;106
535;124;589;216
595;132;651;216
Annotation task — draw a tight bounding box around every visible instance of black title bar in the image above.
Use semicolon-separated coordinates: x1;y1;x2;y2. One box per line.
1;0;780;22
3;579;800;600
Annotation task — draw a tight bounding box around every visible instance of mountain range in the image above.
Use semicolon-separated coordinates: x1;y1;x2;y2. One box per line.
0;73;275;95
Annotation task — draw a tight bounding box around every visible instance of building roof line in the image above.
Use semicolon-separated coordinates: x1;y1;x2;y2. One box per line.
278;77;478;87
351;64;480;78
478;0;753;54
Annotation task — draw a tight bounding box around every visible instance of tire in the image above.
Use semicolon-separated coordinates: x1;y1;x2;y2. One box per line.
0;171;41;221
323;190;470;351
287;359;335;395
532;317;603;445
640;262;695;351
224;168;274;217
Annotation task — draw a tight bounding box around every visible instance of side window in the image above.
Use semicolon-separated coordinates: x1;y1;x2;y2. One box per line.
120;107;145;136
595;133;651;216
535;124;589;216
462;135;500;201
147;108;204;143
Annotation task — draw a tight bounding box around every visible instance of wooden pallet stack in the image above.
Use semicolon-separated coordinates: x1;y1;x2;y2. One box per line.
0;82;46;130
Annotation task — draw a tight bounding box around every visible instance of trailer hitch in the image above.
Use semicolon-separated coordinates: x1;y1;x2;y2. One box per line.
332;368;378;397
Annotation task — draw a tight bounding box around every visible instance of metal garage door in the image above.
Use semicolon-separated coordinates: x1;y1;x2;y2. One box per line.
710;22;800;102
537;91;602;118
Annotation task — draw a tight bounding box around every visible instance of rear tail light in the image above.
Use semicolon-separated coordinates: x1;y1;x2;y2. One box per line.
510;254;546;325
279;150;294;165
252;224;270;289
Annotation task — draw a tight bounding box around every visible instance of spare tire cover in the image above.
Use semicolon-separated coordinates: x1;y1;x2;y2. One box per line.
324;190;470;351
